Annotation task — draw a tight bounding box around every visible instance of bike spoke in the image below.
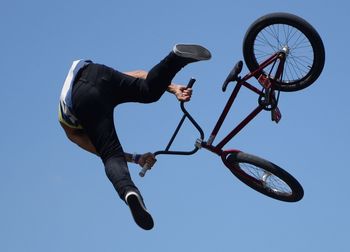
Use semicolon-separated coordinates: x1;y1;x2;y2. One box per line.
239;163;293;196
253;23;314;84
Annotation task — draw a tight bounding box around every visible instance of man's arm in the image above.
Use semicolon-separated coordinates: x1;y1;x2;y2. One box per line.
124;70;192;101
60;122;156;167
60;122;98;155
124;70;148;79
60;122;133;159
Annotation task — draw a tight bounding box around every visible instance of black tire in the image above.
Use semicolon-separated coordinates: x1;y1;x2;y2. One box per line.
243;12;325;92
224;152;304;202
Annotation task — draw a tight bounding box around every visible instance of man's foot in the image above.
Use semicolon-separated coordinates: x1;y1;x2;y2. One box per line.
173;44;212;62
125;191;154;230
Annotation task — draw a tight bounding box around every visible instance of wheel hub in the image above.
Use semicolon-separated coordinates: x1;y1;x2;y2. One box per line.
282;45;290;55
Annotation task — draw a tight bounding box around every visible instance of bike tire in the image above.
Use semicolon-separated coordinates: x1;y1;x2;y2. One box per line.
224;152;304;202
243;12;325;92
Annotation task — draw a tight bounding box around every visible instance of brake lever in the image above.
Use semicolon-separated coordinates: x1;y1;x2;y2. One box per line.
222;60;243;92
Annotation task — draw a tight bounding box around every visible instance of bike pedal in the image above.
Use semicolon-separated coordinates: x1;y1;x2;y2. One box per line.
271;107;282;123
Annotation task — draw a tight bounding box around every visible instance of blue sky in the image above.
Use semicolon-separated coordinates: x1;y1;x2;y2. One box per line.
1;0;349;251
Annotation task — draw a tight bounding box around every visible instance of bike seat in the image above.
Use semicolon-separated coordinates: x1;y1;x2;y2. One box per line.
222;60;243;92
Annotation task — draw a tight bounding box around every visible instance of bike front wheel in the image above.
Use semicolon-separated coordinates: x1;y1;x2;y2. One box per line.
223;151;304;202
243;12;325;91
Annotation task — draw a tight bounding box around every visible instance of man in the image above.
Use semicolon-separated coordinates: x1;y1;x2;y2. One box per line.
58;44;211;230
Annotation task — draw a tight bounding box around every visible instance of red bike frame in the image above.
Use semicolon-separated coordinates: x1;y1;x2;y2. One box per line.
153;51;286;159
203;52;285;156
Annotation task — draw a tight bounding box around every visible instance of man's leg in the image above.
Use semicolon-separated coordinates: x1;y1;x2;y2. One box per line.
135;44;212;103
80;110;154;230
72;65;154;230
72;88;138;198
107;44;212;104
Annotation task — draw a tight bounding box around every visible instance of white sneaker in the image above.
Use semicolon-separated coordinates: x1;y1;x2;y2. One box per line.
125;191;154;230
173;44;212;61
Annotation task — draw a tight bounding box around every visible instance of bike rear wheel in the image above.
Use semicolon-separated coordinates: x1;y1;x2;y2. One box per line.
223;151;304;202
243;12;325;91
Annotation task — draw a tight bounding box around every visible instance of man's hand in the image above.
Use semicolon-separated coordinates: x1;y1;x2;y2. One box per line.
167;84;193;102
138;152;157;169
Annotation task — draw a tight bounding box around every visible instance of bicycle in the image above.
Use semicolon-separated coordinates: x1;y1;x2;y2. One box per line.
139;12;325;203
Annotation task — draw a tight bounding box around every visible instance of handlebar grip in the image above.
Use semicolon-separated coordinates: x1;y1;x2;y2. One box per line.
186;78;196;88
139;163;151;177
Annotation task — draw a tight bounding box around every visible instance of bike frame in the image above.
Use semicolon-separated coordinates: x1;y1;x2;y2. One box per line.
154;51;286;160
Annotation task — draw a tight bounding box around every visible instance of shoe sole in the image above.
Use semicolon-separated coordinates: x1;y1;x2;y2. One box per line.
126;194;154;230
173;44;211;61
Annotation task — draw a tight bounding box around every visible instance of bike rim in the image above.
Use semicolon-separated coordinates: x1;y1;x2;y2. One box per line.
253;23;315;84
238;162;293;197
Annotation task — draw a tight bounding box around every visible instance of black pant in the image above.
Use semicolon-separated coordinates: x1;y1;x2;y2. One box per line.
71;52;186;200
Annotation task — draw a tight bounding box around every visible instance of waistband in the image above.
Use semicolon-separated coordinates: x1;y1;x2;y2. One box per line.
73;61;93;85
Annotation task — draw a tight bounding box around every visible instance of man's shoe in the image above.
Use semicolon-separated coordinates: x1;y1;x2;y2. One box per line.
173;44;212;62
125;191;154;230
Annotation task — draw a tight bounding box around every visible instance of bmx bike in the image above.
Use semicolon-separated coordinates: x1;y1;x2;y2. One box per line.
140;12;325;203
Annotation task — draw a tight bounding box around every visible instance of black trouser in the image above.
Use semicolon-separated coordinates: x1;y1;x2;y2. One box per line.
71;52;187;200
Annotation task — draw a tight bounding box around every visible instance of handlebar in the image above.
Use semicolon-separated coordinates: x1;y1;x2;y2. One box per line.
139;78;205;177
139;163;151;177
187;78;196;88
